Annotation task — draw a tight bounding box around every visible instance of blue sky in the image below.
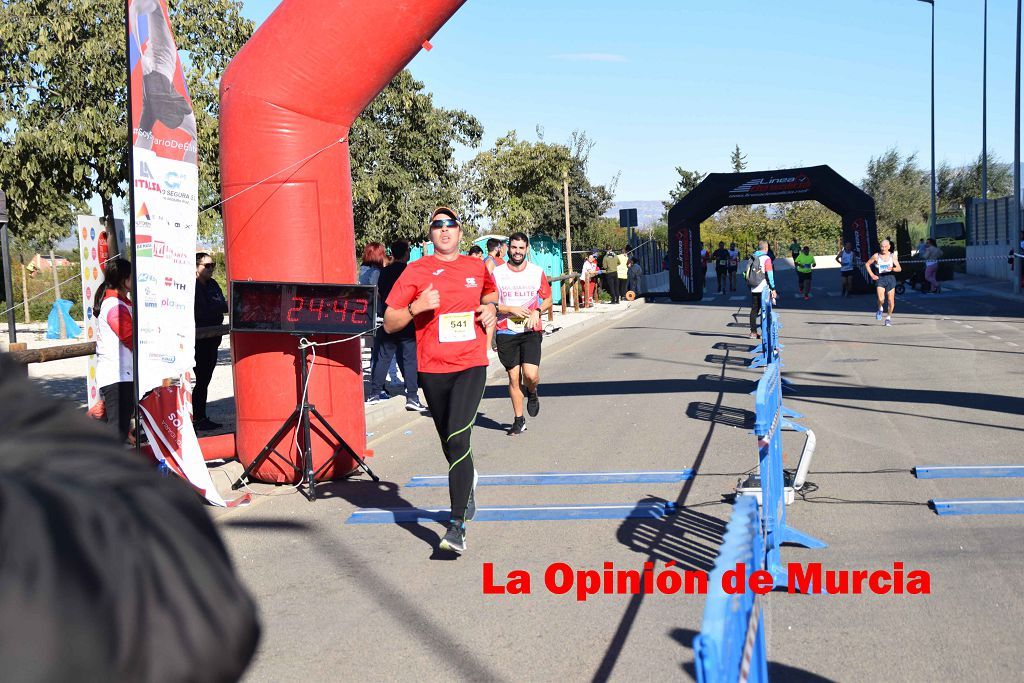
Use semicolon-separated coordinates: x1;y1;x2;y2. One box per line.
240;0;1019;203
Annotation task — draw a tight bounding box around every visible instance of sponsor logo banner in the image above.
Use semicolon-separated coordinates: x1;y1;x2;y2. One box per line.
729;174;812;199
128;0;198;394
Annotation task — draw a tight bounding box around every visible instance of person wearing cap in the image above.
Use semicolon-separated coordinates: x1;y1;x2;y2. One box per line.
383;207;498;555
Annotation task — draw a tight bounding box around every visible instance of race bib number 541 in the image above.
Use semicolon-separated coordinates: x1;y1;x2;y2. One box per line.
439;311;476;342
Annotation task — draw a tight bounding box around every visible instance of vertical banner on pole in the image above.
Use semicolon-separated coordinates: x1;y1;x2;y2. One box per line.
127;0;245;506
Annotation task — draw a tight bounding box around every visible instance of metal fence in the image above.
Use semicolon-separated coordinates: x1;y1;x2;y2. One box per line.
966;196;1020;246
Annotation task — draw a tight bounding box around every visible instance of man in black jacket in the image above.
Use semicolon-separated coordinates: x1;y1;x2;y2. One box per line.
194;253;228;430
0;353;260;681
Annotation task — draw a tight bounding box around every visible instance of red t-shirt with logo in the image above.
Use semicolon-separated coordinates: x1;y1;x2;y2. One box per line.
386;255;496;373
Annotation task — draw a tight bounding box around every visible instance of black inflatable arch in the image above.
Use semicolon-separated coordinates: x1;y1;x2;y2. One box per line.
667;165;878;301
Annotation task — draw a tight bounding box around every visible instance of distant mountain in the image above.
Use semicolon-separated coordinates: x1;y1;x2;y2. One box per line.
603;201;664;229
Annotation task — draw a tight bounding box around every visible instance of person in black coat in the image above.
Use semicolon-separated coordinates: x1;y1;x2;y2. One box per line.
0;352;260;681
194;253;228;430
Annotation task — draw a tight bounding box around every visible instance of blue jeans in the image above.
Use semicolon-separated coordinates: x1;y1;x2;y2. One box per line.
370;330;418;399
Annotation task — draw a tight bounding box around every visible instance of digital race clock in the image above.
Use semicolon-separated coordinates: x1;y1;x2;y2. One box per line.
231;281;377;336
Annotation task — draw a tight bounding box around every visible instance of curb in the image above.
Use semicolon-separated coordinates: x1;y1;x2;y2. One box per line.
363;300;647;433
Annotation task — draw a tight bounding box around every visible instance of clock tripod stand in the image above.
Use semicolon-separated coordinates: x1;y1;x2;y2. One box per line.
231;335;379;501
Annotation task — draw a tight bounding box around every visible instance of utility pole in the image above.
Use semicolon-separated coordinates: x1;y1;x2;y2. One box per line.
982;0;988;200
563;171;574;306
0;188;15;344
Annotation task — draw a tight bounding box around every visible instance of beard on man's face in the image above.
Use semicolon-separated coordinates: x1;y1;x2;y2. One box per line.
509;251;526;265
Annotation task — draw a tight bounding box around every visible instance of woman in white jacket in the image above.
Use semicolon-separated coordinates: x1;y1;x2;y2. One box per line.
93;258;134;442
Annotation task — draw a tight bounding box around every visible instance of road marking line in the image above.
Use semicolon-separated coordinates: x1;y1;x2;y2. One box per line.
1008;342;1019;347
990;336;1002;340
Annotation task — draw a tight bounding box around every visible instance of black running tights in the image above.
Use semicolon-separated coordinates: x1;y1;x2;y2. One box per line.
418;366;487;522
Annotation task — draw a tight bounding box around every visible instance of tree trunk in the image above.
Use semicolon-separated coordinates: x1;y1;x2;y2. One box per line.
49;247;66;339
20;259;30;323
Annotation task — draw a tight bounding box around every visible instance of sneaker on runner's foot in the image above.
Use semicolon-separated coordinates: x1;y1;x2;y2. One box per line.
526;390;540;417
439;522;466;554
884;318;893;327
365;391;389;405
876;309;884;321
508;416;527;436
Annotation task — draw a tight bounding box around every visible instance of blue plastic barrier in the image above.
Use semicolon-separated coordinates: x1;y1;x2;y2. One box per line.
694;496;768;683
754;360;826;588
748;289;777;369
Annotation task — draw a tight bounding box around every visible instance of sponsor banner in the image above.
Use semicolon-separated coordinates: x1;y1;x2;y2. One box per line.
845;216;872;263
139;378;249;508
77;216;126;408
128;0;198;395
728;173;812;201
676;228;692;293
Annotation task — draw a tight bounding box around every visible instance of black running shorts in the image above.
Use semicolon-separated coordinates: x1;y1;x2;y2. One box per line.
876;274;897;292
496;331;542;370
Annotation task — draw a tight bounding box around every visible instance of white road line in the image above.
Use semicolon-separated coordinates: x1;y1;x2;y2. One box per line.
963;324;973;329
976;330;986;334
1008;342;1019;347
991;336;1002;341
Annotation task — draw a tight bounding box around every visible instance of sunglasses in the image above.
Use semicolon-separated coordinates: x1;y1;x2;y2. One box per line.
430;219;459;229
201;263;215;269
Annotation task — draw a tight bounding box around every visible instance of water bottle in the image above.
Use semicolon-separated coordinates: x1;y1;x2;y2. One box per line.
157;460;170;477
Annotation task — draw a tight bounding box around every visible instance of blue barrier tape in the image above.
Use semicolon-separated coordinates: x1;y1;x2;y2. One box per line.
914;465;1024;479
345;501;677;524
930;499;1024;516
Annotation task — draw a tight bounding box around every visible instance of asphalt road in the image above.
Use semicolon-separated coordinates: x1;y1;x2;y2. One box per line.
213;269;1024;682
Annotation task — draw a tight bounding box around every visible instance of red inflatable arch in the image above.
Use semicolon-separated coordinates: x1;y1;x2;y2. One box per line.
219;0;466;482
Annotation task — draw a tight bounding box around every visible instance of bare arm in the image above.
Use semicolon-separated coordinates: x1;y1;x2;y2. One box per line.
864;254;878;280
891;254;902;273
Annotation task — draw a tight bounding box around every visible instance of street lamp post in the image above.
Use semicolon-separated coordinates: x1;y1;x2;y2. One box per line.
917;0;936;237
982;0;988;201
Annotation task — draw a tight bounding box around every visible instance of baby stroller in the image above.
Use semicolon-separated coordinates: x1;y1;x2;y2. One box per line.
893;257;932;295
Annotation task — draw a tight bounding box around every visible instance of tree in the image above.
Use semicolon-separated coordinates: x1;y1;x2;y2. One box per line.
731;144;747;173
662;167;707;214
467;129;615;242
0;0;253;246
936;151;1013;212
860;148;929;234
348;69;482;246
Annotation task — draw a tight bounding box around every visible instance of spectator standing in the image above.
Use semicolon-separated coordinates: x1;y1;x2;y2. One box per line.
358;242;386;286
602;249;619;303
367;241;427;411
627;257;643;297
923;238;942;294
580;253;599;307
615;249;629;301
468;245;484;259
193;253;228;431
94;258;135;443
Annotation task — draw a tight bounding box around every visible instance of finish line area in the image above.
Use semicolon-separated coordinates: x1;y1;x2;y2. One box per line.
209;268;1024;681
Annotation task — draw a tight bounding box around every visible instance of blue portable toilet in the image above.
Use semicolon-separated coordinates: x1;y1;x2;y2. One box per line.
526;234;564;305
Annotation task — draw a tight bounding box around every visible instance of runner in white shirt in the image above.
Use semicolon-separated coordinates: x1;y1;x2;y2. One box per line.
492;232;552;435
835;241;856;297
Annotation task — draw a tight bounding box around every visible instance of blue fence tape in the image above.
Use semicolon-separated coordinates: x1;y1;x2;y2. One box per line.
914;465;1024;479
405;470;694;487
694;496;769;683
345;501;677;525
930;499;1024;516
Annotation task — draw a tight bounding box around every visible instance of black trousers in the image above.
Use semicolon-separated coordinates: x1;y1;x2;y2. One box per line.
603;273;618;302
617;277;627;300
193;337;221;421
716;268;728;292
370;330;418;398
750;293;762;333
418;366;487;523
101;381;134;443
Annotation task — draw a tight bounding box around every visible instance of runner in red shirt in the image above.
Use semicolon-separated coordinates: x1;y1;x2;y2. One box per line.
384;207;497;554
492;232;552;435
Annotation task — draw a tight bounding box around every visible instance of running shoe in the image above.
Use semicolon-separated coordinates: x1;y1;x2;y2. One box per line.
508;416;527;436
884;318;892;327
876;309;884;321
364;391;389;405
405;398;428;412
465;470;479;521
439;522;466;554
526;390;540;417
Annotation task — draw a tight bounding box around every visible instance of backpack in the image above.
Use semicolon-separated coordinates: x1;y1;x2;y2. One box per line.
746;256;766;288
